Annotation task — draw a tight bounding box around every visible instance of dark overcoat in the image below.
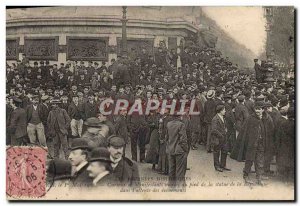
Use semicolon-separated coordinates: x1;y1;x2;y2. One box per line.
235;103;249;132
230;114;265;162
71;163;93;187
275;117;295;169
47;107;71;136
112;157;140;187
262;112;275;160
8;107;27;139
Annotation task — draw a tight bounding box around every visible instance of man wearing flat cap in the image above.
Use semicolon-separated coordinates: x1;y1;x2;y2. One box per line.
69;138;92;187
47;99;71;159
231;101;266;185
82;117;108;148
211;104;230;172
107;135;140;187
87;147;119;187
26;95;47;147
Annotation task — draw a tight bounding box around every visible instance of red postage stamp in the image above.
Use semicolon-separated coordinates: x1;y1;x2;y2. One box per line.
6;146;47;198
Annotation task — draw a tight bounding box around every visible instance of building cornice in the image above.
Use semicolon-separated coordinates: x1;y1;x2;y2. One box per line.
6;16;200;33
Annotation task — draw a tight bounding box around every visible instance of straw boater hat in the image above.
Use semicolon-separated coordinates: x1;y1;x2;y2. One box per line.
207;90;215;99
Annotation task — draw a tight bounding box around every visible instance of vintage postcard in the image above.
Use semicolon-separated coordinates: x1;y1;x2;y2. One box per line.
6;6;295;200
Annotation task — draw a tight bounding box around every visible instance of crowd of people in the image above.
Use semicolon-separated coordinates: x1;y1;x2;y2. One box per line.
6;43;295;189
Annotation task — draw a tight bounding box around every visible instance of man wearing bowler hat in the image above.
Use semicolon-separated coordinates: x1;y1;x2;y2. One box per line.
107;135;140;187
87;147;119;187
47;99;71;159
69;138;92;187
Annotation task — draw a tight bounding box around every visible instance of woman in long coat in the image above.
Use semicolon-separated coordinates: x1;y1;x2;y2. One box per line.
157;113;172;175
145;112;160;169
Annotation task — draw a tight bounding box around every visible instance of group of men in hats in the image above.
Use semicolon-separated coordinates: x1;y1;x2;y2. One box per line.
48;135;140;188
7;42;295;188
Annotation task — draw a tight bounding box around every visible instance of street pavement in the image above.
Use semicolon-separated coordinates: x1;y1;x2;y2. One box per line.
128;144;295;200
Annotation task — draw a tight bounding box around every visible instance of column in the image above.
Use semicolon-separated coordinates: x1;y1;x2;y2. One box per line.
19;35;25;61
58;34;67;64
108;35;117;65
177;37;183;68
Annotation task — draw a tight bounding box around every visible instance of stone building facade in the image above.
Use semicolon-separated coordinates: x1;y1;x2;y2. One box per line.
6;6;201;66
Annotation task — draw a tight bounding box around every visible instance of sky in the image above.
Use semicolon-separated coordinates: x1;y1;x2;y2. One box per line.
202;7;267;56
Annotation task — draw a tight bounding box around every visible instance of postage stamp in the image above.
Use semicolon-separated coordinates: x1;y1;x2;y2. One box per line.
6;146;47;198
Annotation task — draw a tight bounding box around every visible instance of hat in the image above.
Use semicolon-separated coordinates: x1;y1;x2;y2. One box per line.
254;101;264;108
50;99;61;104
89;147;112;163
32;95;39;100
84;117;103;127
11;96;22;104
223;94;232;100
279;98;289;108
47;159;72;180
237;95;245;102
207;90;215;99
270;97;279;106
107;135;126;147
216;104;225;113
264;102;273;108
70;138;90;151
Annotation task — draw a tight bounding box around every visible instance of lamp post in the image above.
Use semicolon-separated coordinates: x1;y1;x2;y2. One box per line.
263;6;275;82
121;6;128;56
263;6;274;60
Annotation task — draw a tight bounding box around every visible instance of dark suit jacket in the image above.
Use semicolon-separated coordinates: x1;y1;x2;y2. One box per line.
93;173;119;187
211;114;227;146
68;102;83;120
72;162;92;187
166;118;189;155
83;102;98;120
8;107;27;138
203;98;216;124
26;104;48;125
47;107;71;136
113;157;140;187
114;115;129;142
39;104;50;126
